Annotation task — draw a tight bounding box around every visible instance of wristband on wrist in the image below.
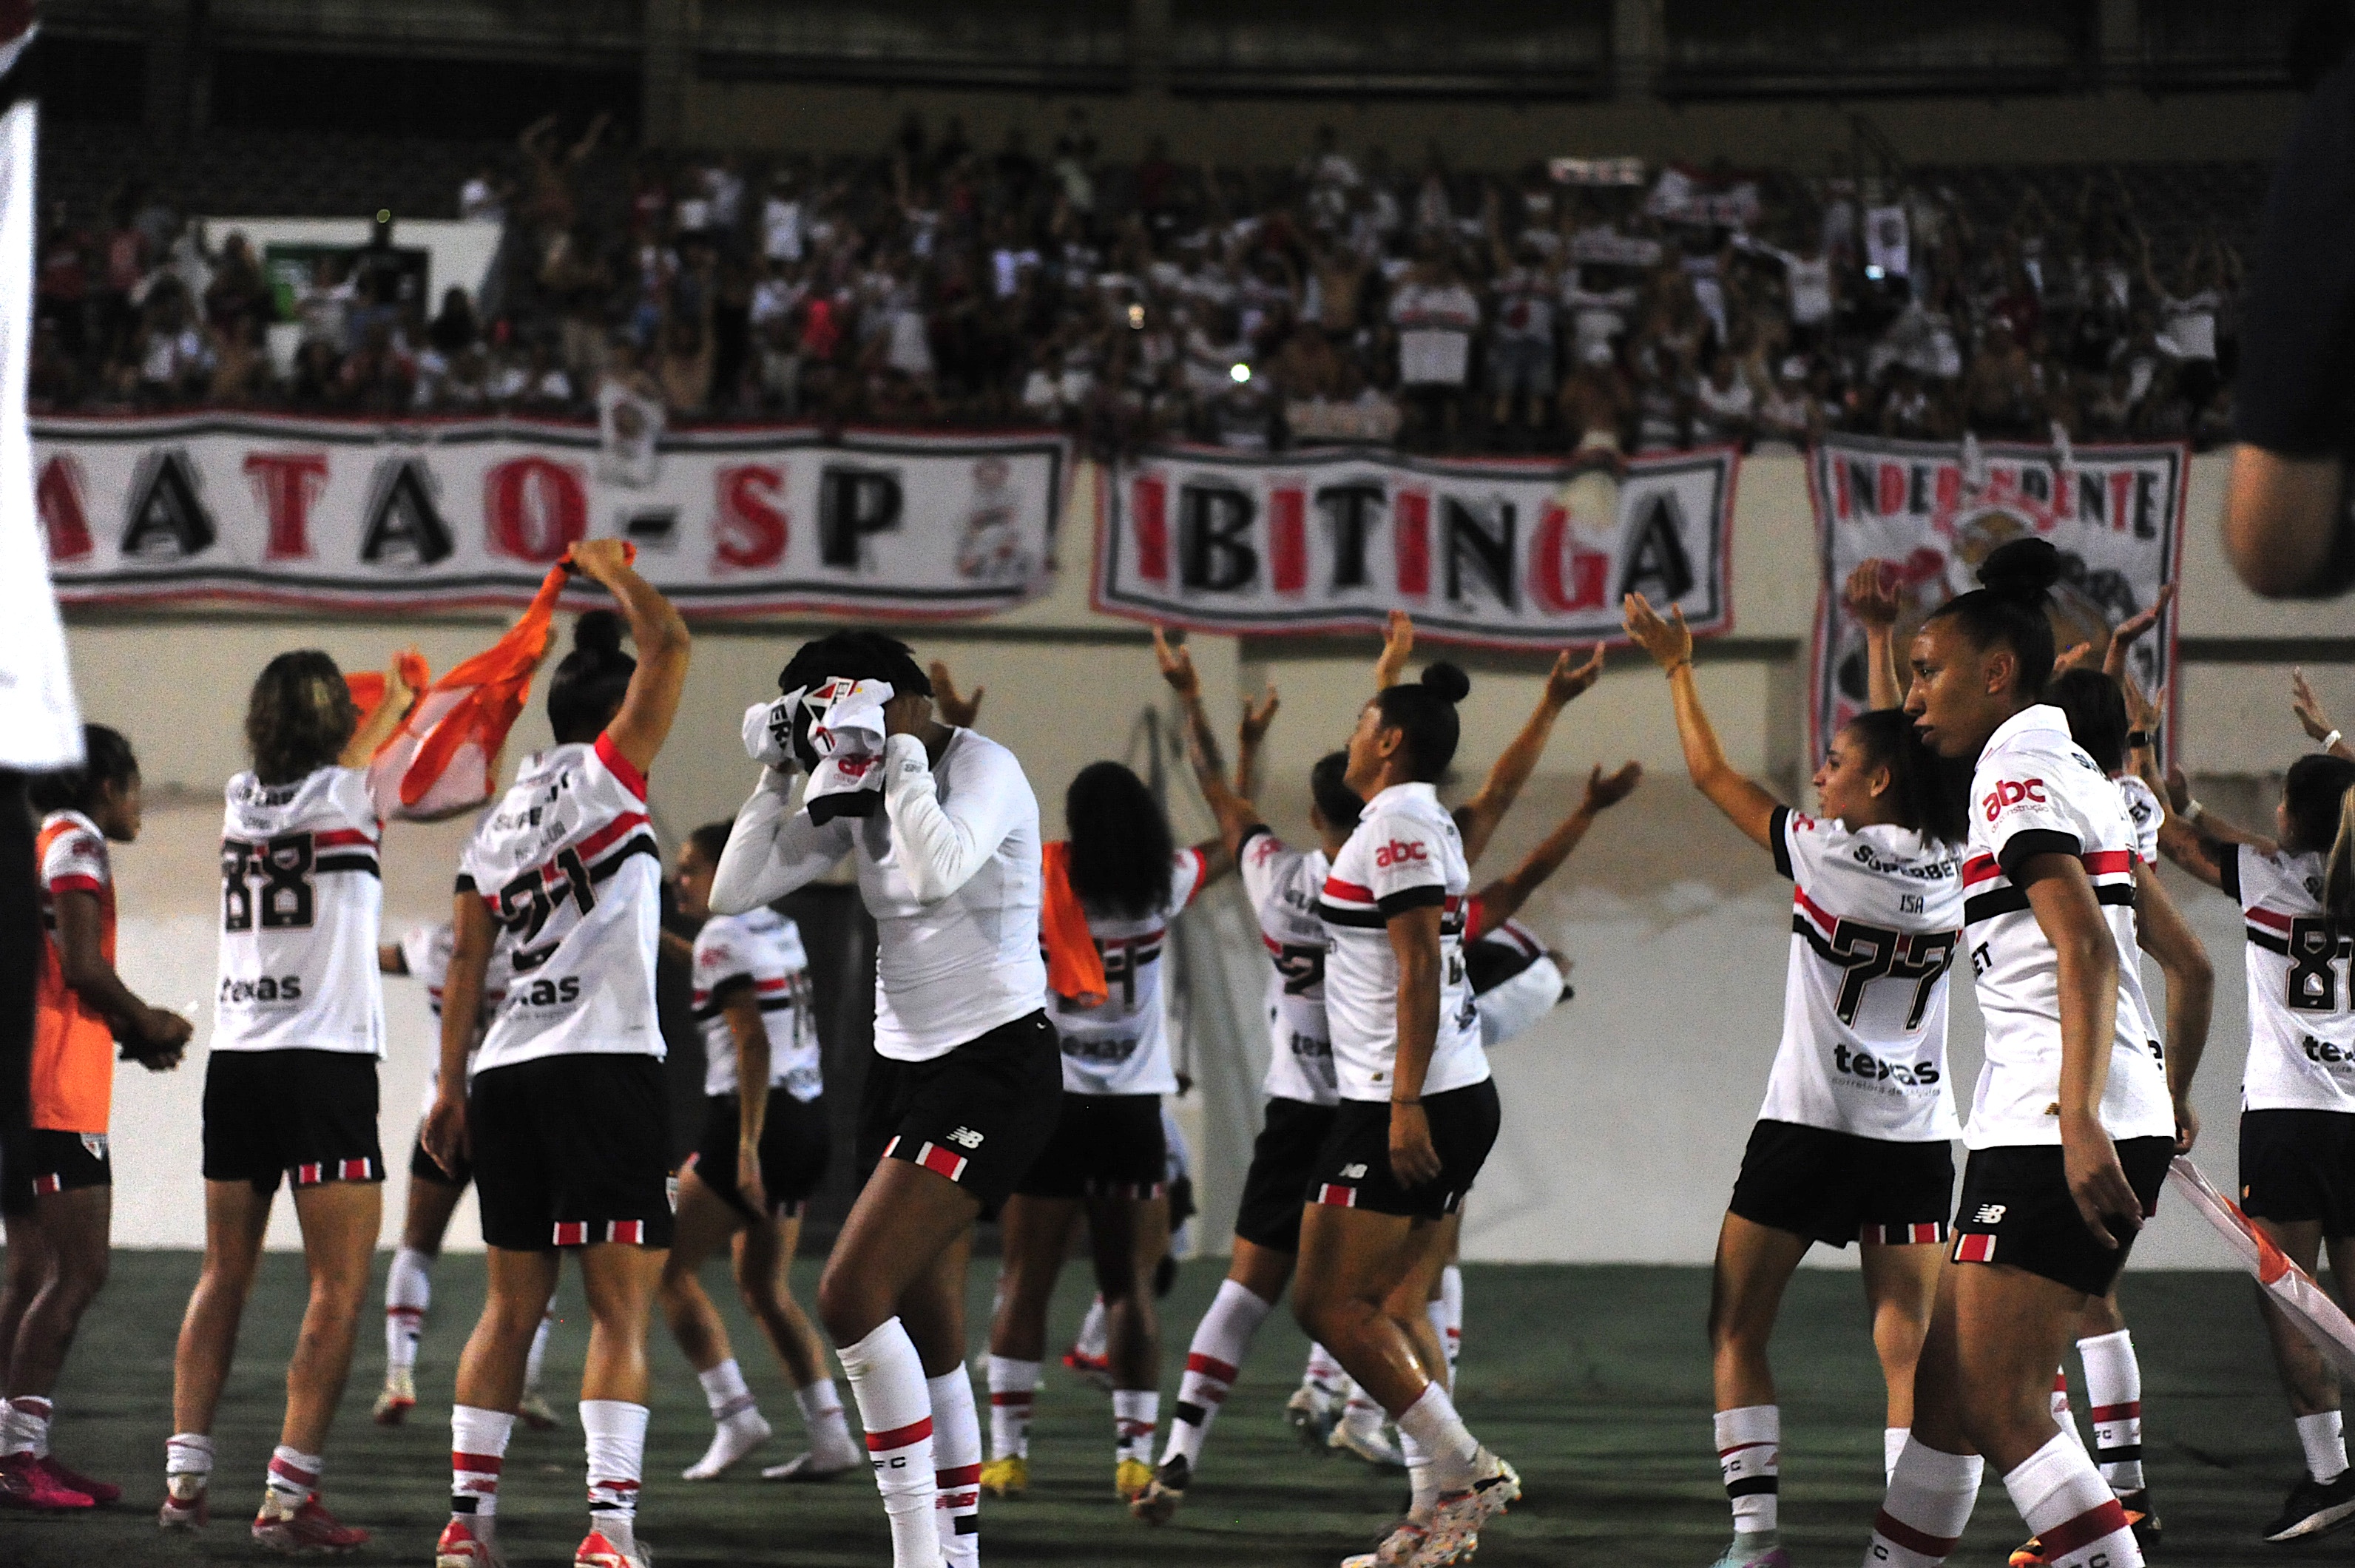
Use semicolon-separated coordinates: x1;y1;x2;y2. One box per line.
2183;799;2206;823
1664;657;1692;675
2327;729;2345;753
2125;729;2155;750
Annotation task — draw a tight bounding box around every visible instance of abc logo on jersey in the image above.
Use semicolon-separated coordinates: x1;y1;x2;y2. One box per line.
1980;777;2047;822
1374;839;1428;868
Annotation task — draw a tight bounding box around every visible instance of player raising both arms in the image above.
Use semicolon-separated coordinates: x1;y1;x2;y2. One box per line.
1861;538;2173;1568
712;630;1060;1568
663;820;859;1484
425;541;692;1568
0;726;188;1512
165;645;416;1551
1624;584;1967;1568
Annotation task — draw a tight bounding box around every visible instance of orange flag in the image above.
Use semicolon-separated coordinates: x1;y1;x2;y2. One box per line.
1040;840;1108;1010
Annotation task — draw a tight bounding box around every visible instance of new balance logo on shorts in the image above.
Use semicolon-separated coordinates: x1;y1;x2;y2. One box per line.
945;1126;984;1149
1341;1163;1368;1178
1973;1203;2007;1223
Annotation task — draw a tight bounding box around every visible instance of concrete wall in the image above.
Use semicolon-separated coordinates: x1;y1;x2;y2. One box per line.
69;450;2353;1263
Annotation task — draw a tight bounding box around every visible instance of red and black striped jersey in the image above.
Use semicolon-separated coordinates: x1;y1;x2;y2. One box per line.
1237;827;1338;1107
459;734;663;1074
1959;706;2172;1149
2223;843;2355;1112
691;907;820;1102
1052;848;1207;1096
214;764;385;1057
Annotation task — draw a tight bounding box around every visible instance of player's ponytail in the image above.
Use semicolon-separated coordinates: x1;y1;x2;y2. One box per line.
547;609;638;745
1924;538;2064;700
2325;784;2355;930
1843;707;1967;848
1371;660;1470;782
246;649;358;786
28;724;138;817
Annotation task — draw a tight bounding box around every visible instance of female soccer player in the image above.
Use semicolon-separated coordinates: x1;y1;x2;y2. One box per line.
1861;538;2174;1568
710;629;1060;1568
1293;660;1519;1568
980;761;1224;1503
663;820;859;1484
373;925;558;1433
2153;740;2355;1542
1624;587;1967;1568
423;541;690;1568
0;726;188;1511
165;646;416;1551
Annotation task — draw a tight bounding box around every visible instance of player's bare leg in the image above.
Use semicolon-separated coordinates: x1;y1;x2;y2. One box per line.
981;1194;1077;1496
162;1180;271;1528
734;1210;860;1479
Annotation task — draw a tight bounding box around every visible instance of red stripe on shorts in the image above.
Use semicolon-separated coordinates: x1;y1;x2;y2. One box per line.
1314;1183;1356;1208
916;1142;968;1183
1953;1232;1996;1264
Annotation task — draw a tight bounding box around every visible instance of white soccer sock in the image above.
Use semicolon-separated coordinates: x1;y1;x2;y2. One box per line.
2004;1429;2143;1568
928;1368;981;1568
1393;1382;1481;1493
1714;1405;1780;1535
699;1358;760;1425
839;1318;945;1568
1400;1428;1439;1520
1303;1342;1346;1396
1439;1264;1464;1377
3;1396;51;1457
797;1376;860;1464
1339;1382;1385;1442
581;1399;649;1555
1113;1389;1159;1466
1861;1436;1984;1568
1166;1280;1272;1468
2051;1370;2082;1450
986;1355;1039;1461
1075;1294;1108;1360
450;1405;514;1543
165;1432;213;1501
385;1246;433;1373
1885;1427;1909;1484
2298;1410;2350;1484
2077;1329;2145;1492
266;1444;322;1503
524;1309;554;1396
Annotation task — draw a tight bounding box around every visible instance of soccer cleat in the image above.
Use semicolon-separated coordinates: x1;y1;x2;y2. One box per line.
1286;1384;1340;1448
251;1488;369;1555
158;1474;209;1530
517;1390;563;1431
0;1451;93;1510
374;1367;417;1426
1115;1456;1155;1501
2263;1469;2355;1541
979;1455;1028;1498
1062;1346;1113;1392
1412;1452;1520;1567
35;1453;121;1504
436;1517;507;1568
1341;1515;1430;1568
572;1527;652;1568
1131;1455;1189;1524
1329;1410;1408;1469
761;1447;859;1482
1709;1545;1791;1568
682;1410;771;1480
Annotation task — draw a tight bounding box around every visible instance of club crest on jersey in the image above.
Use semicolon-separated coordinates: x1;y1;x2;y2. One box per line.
1981;777;2047;821
1374;839;1428;868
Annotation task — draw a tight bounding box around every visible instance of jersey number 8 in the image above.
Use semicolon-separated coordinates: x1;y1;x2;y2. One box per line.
2285;918;2355;1013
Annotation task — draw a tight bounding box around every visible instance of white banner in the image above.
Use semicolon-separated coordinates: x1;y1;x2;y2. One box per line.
1807;434;2186;760
1094;446;1737;648
33;415;1070;619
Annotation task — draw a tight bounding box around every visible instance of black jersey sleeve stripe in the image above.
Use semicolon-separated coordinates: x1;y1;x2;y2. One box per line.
2218;842;2243;903
314;853;382;876
1964;880;2137;925
587;834;660;882
455;873;479;896
1376;885;1449;918
2246;925;2291;956
1316;901;1390;929
1769;805;1794;881
1996;828;2085;881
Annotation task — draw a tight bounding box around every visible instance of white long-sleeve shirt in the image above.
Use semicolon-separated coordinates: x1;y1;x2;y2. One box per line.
712;729;1047;1061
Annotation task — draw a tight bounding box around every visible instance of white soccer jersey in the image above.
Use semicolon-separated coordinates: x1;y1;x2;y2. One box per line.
460;735;664;1075
692;907;822;1101
1959;706;2173;1148
396;921;507;1106
2116;775;2163;867
1237;826;1339;1106
214;766;385;1056
710;728;1048;1063
1467;918;1567;1050
2226;845;2355;1112
1763;806;1964;1142
1054;848;1207;1097
1318;783;1487;1104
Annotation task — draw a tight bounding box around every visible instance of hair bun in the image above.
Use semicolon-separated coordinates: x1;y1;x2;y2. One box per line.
1976;538;2063;602
572;609;626;658
1419;660;1470;705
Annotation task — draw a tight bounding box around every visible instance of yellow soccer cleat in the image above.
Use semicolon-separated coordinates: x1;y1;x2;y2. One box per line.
979;1456;1028;1498
1115;1457;1155;1502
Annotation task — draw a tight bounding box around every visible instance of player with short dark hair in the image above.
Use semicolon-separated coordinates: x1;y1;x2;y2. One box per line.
423;541;692;1568
166;646;417;1552
0;726;188;1512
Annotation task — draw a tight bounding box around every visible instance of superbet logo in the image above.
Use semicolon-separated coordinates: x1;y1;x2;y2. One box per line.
1374;839;1428;868
1981;777;2047;822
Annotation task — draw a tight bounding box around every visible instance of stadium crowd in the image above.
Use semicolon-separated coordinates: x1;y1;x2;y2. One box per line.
32;112;2243;456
